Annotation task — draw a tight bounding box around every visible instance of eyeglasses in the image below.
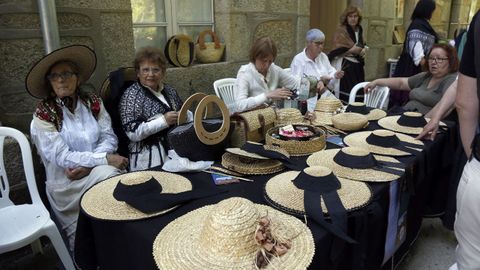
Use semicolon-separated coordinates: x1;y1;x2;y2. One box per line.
427;57;448;64
47;71;76;81
313;41;324;46
140;67;162;75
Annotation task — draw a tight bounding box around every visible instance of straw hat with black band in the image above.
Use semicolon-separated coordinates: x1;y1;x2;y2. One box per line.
26;45;96;99
343;129;424;156
264;166;371;244
153;197;315;270
378;111;446;135
306;147;405;182
81;171;192;221
345;102;387;121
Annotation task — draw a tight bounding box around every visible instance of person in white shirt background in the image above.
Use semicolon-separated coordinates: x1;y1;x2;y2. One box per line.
290;28;345;111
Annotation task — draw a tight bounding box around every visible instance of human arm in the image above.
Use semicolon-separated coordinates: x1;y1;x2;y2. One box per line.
456;74;478;157
364;77;410;93
93;101;119;153
417;80;457;140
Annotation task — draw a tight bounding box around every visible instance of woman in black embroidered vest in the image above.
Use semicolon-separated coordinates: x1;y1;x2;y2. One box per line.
119;46;186;171
28;45;128;251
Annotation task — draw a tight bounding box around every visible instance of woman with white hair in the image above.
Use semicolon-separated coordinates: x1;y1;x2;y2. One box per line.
290;28;344;110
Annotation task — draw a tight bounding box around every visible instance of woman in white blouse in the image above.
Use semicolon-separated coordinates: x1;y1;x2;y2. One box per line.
28;45;128;251
233;36;300;113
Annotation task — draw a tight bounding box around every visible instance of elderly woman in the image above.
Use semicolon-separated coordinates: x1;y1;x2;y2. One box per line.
233;36;300;113
391;0;438;107
119;46;187;171
28;45;128;251
328;6;366;102
290;28;344;110
365;44;458;115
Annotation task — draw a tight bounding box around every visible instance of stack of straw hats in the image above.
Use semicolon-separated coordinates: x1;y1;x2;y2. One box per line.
80;171;192;221
221;149;284;175
264;166;372;216
312;96;343;125
275;108;305;126
153;197;315;269
331;112;369;132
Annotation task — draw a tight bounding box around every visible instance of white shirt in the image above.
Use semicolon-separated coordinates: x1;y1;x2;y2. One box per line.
30;99;117;188
234;62;299;113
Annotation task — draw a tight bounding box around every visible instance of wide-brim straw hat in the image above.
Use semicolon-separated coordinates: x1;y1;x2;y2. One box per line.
264;166;372;217
343;129;424;156
306;147;404;182
378;112;443;135
80;171;192;221
153;197;315;270
345;102;387;121
221;152;284;175
331;112;369;131
26;45;96;99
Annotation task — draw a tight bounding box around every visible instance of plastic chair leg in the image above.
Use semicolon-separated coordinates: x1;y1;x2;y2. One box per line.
30;239;43;254
44;225;75;270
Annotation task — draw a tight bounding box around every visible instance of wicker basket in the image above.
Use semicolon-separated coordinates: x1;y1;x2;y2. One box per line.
195;30;225;63
265;124;326;156
230;106;276;147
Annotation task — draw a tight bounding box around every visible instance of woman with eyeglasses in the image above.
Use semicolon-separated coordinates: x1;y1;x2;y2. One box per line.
28;45;128;251
119;46;187;171
365;44;458;115
328;6;366;102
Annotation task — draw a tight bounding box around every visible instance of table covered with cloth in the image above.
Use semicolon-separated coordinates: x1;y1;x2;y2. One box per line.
74;120;459;270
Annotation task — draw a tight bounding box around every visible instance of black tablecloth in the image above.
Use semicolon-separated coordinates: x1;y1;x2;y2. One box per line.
74;121;458;270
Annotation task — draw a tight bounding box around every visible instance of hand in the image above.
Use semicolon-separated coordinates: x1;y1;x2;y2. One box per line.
164;111;179;126
107;154;129;170
364;82;377;93
304;111;316;121
316;81;326;95
416;119;440;141
352;45;363;55
266;88;292;100
65;167;92;180
359;48;366;58
334;71;345;79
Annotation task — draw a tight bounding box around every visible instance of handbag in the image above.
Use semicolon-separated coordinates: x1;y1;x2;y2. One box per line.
229;106;276;147
164;34;195;67
167;93;232;161
195;30;225;63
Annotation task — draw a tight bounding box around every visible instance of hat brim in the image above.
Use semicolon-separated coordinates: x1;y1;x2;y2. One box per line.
264;170;372;216
378;115;445;135
306;149;403;182
225;147;269;159
365;108;387;121
26;45;96;99
343;130;423;156
80;171;192;221
153;201;315;270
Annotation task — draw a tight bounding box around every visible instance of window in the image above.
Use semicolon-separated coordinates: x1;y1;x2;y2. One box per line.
131;0;214;50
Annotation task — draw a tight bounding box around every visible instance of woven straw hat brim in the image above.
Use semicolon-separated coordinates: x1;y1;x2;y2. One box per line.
306;149;403;182
80;171;192;221
153;200;315;270
25;45;96;99
343;130;423;156
226;147;269;160
221;152;284;175
377;115;444;135
365;109;387;121
264;171;372;216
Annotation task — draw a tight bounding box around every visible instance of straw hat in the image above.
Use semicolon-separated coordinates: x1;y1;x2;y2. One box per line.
221;152;284;175
343;129;424;156
165;34;195;67
153;197;315;270
306;147;404;182
314;96;343;113
80;171;192;221
275;108;305;126
26;45;96;99
264;166;372;216
378;112;436;135
331;112;369;131
312;111;334;126
226;142;290;160
345;102;387;121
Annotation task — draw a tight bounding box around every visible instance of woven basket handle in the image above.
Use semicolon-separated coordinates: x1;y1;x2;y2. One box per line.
177;93;211;125
197;30;221;50
194;95;231;145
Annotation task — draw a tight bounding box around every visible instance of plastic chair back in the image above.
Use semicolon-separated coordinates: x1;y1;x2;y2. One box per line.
213;78;236;112
349;82;390;110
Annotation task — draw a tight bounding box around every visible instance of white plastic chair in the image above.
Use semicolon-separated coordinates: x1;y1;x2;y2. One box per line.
0;127;75;269
348;81;390;110
213;78;237;112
